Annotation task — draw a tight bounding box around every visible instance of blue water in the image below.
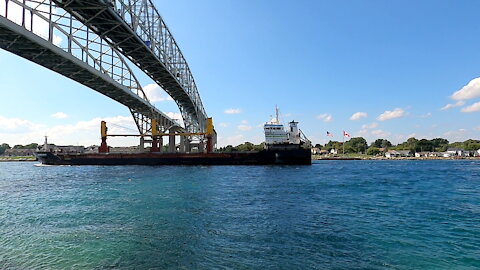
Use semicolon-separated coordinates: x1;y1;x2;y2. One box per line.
0;161;479;269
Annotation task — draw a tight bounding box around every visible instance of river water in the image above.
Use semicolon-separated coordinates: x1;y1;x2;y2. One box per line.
0;161;479;269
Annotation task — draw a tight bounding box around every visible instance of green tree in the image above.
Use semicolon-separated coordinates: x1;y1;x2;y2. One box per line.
371;139;392;149
12;143;38;149
417;139;433;152
236;142;255;152
366;147;380;156
217;142;263;152
0;143;11;155
463;139;480;151
221;145;236;152
253;142;265;151
429;138;449;151
324;140;342;152
396;137;418;152
25;143;39;149
345;137;368;153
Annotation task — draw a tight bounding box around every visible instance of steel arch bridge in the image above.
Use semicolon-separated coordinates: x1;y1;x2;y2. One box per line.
0;0;209;141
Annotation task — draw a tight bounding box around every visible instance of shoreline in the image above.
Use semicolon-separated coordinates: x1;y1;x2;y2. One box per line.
314;156;480;161
0;158;37;162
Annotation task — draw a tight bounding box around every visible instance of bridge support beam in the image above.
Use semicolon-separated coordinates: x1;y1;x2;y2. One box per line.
158;136;163;153
99;137;109;153
184;138;190;153
179;136;191;153
139;137;145;151
151;137;160;152
169;129;176;152
206;136;213;153
198;140;205;153
99;121;108;153
179;136;185;153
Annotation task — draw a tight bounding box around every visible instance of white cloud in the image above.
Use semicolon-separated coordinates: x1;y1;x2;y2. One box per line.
165;112;184;127
224;108;241;114
218;134;245;147
421;112;432;118
237;124;252;131
377;108;406;121
461;102;480;113
443;129;469;142
143;83;173;102
0;115;139;146
316;114;333;122
0;115;45;132
451;77;480;100
371;129;391;137
51;112;68;119
237;120;252;131
440;100;465;111
362;122;378;129
350;112;368;121
218;122;230;128
357;129;369;137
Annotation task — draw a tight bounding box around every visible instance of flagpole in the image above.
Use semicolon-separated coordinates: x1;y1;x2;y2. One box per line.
342;131;345;156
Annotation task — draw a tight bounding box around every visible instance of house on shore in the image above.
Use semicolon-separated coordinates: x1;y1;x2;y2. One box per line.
428;152;443;157
415;152;429;158
446;148;466;157
385;150;400;158
385;150;412;158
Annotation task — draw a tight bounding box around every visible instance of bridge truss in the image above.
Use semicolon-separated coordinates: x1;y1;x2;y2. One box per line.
0;0;211;142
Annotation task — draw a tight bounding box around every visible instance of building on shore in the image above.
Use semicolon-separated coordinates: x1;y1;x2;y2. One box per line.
2;149;35;157
385;150;412;158
415;152;429;158
446;148;465;157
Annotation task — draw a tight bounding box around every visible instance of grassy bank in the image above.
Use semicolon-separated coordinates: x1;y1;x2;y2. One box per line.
0;156;37;162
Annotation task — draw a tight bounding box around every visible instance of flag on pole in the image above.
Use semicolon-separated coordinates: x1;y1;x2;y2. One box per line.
326;131;333;137
343;130;350;137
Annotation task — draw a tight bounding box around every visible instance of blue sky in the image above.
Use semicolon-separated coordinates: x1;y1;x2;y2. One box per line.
1;0;480;146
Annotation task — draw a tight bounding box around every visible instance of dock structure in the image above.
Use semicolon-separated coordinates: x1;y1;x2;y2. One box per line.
0;0;215;152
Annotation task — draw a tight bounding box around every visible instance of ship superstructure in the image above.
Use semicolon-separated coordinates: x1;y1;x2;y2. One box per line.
264;107;309;149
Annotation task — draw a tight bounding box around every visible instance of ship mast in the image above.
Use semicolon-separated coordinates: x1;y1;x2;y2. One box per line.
275;105;279;124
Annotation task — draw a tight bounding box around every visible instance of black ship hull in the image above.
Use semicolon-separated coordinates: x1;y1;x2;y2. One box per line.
35;148;311;166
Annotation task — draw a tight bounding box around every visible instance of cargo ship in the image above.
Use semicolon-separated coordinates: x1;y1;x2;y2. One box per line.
35;108;311;165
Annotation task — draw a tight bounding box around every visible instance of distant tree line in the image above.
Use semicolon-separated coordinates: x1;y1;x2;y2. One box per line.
0;143;39;155
217;142;265;152
313;137;480;155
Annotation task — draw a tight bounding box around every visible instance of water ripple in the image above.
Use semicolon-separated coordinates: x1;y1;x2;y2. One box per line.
0;161;479;269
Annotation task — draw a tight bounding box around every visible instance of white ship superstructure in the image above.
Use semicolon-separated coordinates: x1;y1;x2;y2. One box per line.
264;107;307;148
